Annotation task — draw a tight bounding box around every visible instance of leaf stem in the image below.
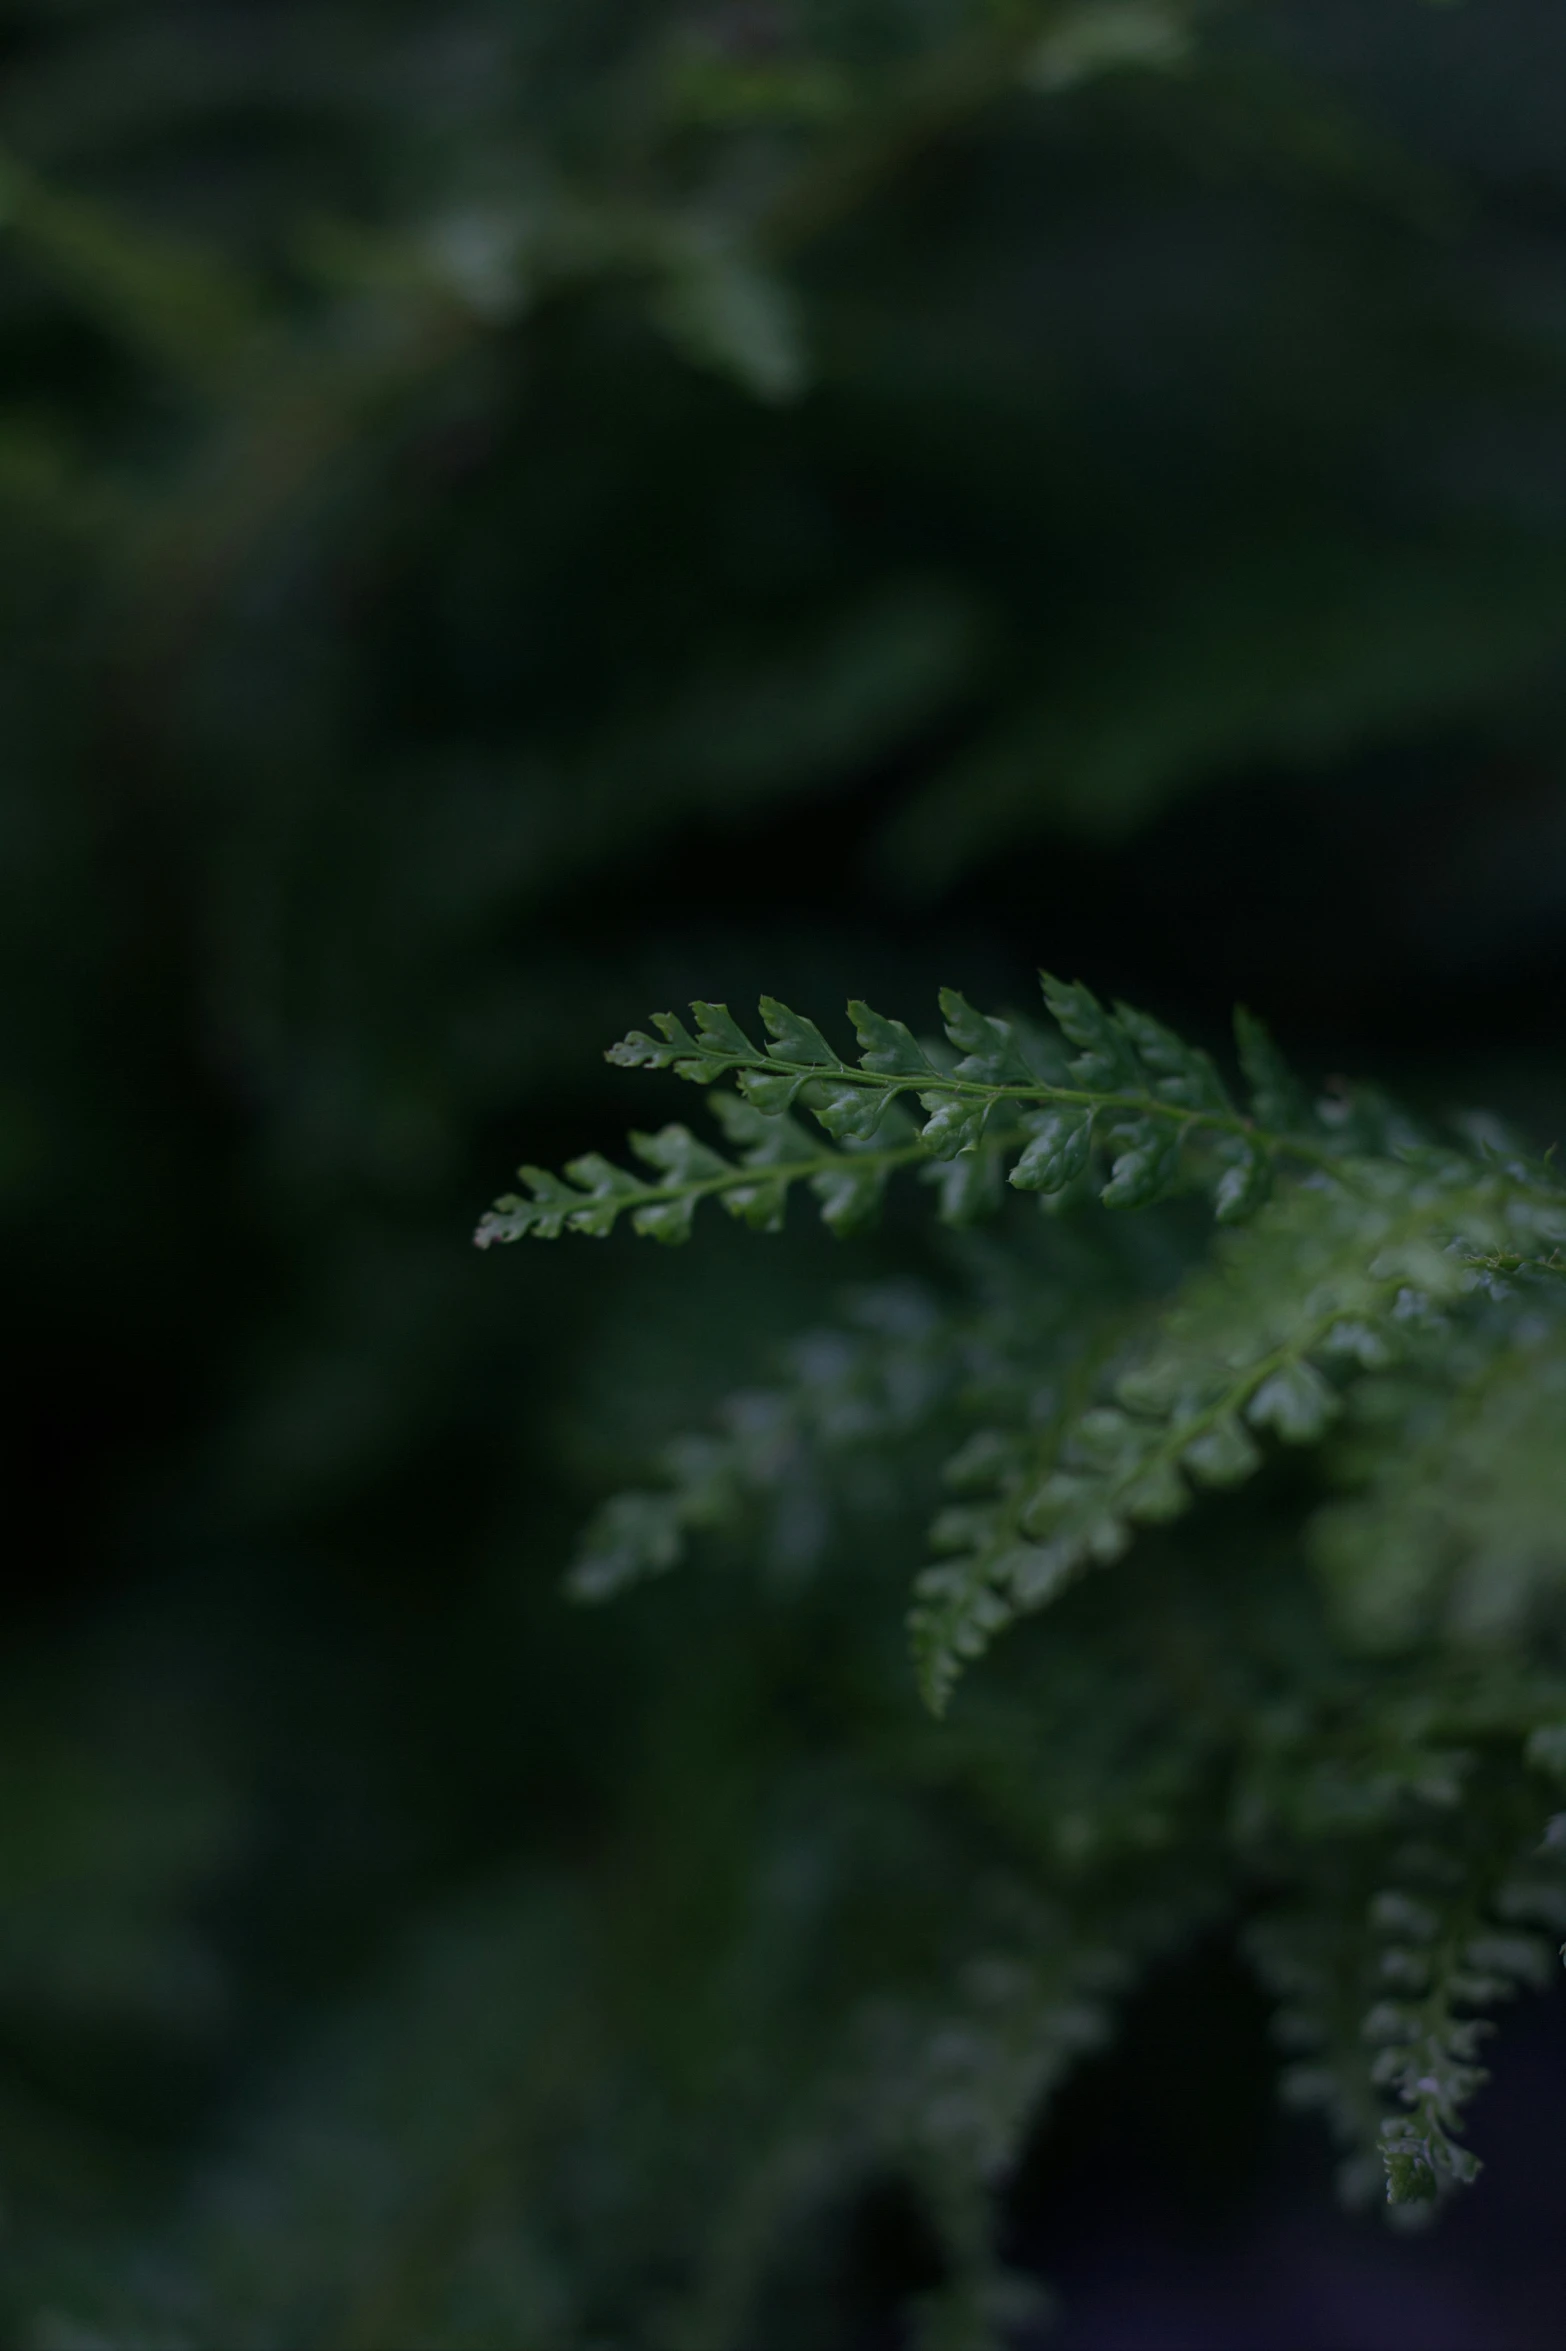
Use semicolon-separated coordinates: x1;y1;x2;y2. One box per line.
662;1043;1357;1182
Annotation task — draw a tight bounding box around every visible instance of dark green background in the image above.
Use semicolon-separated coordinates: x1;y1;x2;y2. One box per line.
2;1;1565;2341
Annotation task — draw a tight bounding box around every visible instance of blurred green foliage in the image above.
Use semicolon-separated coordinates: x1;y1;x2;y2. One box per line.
2;0;1566;2342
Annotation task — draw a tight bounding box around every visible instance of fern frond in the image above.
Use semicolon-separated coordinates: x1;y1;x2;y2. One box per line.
1249;1773;1566;2210
567;1283;960;1600
488;975;1566;1716
480;977;1360;1253
1315;1294;1566;1651
475;1094;931;1247
563;1225;1163;1611
911;1156;1541;1710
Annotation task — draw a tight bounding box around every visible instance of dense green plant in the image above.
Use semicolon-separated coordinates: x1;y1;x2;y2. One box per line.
480;973;1566;2254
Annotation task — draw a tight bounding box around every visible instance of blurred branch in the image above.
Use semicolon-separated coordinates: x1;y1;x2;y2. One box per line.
0;137;265;380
